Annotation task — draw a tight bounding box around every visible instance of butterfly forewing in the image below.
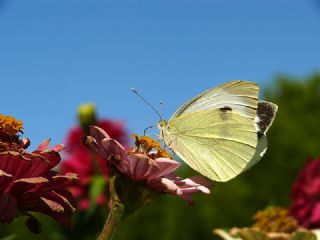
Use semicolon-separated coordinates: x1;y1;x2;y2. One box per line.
166;109;258;182
171;81;259;120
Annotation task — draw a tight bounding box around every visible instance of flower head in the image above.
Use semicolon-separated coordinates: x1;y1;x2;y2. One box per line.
253;207;299;234
60;119;128;210
290;158;320;228
214;207;316;240
0;114;25;152
0;114;77;229
84;126;212;205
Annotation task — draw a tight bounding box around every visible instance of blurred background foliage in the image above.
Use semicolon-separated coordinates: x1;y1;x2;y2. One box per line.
1;73;320;239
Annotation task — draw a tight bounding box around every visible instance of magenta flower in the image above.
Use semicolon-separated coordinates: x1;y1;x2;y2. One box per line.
0;114;78;229
290;157;320;228
84;126;212;204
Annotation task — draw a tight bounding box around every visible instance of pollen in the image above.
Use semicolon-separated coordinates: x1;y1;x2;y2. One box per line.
0;114;24;137
132;134;173;159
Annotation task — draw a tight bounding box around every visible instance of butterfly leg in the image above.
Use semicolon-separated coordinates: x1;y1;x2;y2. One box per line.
143;125;155;136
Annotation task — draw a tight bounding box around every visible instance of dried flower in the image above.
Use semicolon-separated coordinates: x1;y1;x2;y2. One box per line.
84;126;212;205
0;114;77;228
290;158;320;228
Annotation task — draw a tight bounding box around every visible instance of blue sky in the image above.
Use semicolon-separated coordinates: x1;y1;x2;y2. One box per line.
0;0;320;148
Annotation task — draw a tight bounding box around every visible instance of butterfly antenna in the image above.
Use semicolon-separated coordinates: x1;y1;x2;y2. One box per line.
159;101;165;119
131;88;163;120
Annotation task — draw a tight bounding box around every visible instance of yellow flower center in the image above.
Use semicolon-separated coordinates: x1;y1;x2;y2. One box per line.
0;114;24;136
132;134;173;159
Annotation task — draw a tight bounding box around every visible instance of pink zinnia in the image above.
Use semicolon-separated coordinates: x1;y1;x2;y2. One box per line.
60;119;128;209
84;126;212;204
0;114;77;228
290;158;320;228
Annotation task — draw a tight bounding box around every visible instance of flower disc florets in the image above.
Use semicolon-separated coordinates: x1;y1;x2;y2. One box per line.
0;114;25;152
131;134;173;159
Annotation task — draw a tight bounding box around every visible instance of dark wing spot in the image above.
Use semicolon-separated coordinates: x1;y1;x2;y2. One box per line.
256;101;277;134
219;106;232;112
218;106;232;121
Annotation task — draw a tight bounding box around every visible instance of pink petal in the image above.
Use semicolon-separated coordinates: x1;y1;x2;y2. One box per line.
51;144;66;152
90;126;111;142
101;138;127;161
127;154;155;180
181;176;212;192
83;136;108;159
147;158;180;180
148;178;182;195
36;139;51;151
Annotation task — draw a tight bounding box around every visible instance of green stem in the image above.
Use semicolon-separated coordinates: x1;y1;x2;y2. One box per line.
97;175;124;240
97;200;124;240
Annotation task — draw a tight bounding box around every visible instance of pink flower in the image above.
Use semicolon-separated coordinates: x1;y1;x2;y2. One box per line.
0;114;77;228
60;119;128;210
290;158;320;228
84;126;212;203
66;119;128;153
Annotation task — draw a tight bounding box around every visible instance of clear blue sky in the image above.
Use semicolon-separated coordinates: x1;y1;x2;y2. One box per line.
0;0;320;148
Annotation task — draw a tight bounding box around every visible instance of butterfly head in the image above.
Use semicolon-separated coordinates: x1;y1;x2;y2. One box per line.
157;119;168;129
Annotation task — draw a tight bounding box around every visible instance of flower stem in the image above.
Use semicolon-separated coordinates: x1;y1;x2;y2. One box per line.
97;175;124;240
97;200;124;240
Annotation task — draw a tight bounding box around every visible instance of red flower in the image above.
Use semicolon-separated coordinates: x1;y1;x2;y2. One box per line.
60;119;128;210
0;114;77;228
290;158;320;228
85;126;212;204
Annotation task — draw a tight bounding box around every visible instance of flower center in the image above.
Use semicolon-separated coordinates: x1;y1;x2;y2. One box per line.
252;207;299;234
0;114;23;136
132;134;173;159
0;114;24;151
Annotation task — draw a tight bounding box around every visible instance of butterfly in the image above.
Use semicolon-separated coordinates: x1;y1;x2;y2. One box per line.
157;80;277;182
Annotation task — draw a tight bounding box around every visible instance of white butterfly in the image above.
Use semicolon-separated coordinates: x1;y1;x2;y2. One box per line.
157;80;277;182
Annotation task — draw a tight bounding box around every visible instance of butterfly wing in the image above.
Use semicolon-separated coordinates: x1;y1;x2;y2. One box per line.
161;80;278;181
242;101;278;171
171;80;259;120
164;109;258;182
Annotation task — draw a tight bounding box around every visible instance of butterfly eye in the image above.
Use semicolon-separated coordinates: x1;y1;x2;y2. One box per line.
159;119;167;127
